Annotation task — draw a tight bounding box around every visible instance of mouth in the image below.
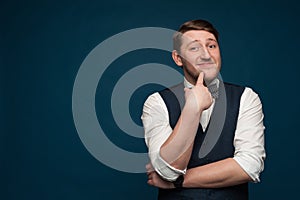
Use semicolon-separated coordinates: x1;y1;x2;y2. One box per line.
196;63;215;68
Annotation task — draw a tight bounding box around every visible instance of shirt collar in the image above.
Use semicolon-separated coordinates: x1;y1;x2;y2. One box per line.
184;77;220;99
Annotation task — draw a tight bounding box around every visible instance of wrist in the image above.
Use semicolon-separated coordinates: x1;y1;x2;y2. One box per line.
183;101;203;116
172;175;184;189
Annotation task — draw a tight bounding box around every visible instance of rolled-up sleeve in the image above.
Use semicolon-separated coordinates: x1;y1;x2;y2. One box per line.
233;87;266;182
141;93;186;181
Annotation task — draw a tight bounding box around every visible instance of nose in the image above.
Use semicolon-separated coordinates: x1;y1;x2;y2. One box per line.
199;47;211;60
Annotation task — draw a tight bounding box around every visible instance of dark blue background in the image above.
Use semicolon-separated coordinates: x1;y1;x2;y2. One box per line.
1;0;299;199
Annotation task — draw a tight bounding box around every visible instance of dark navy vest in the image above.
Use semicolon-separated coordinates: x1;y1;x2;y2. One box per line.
157;82;247;200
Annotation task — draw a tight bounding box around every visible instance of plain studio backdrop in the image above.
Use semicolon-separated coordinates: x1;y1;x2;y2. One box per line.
1;0;299;199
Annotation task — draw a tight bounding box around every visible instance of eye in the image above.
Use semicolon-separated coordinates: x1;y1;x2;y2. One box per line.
189;46;200;51
207;42;218;49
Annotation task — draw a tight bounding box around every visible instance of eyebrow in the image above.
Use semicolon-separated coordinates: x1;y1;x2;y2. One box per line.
186;38;217;46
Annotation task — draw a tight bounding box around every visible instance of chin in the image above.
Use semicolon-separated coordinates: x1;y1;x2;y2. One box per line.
202;71;219;82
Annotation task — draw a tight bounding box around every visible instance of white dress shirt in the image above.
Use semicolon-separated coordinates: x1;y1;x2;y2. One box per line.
141;78;266;182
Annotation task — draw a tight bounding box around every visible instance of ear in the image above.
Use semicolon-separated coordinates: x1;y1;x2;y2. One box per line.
172;50;183;66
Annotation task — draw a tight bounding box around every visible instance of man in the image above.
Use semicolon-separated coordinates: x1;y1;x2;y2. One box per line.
141;19;265;199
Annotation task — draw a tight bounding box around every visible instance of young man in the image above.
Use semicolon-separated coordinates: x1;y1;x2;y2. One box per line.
141;19;265;199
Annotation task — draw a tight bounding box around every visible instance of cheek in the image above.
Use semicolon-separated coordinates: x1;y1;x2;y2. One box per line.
211;52;221;64
182;51;197;61
187;57;198;66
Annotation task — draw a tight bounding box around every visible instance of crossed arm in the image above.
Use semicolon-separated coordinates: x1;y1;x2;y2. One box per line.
146;158;251;189
142;74;265;189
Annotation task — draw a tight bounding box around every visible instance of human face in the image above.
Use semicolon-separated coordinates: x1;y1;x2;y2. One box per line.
173;30;221;85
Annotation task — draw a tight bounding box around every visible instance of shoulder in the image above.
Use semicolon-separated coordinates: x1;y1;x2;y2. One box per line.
143;91;170;114
143;82;183;109
144;92;163;106
142;92;169;123
238;86;263;113
223;82;262;104
222;82;246;100
241;87;261;103
224;82;258;96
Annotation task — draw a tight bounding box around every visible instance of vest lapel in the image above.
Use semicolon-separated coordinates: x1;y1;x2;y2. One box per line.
198;81;227;158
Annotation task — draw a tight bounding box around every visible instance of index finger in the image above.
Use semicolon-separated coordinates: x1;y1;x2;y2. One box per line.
196;72;204;86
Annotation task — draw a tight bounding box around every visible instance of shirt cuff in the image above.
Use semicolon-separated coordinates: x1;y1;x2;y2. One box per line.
153;154;186;182
233;155;263;183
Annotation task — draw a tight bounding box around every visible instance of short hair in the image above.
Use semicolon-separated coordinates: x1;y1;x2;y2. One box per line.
173;19;219;51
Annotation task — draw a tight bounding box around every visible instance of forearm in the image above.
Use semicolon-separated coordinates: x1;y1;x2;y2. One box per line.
160;103;201;170
183;158;252;188
144;73;213;179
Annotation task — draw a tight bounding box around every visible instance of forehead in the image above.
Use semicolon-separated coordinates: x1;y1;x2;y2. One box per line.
181;30;217;44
